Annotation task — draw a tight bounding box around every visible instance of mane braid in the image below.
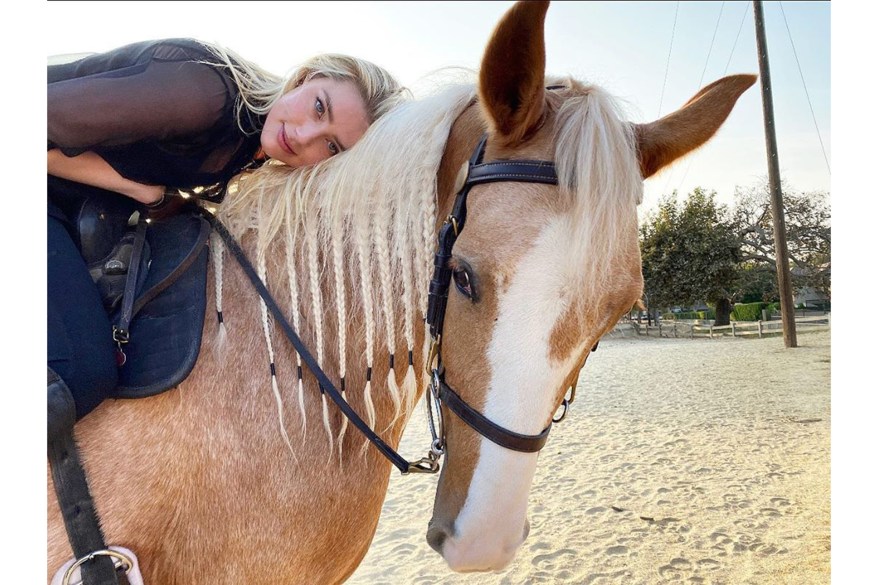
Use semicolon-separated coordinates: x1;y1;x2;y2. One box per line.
304;212;334;458
256;254;297;462
371;192;402;422
330;215;349;456
216;82;477;454
210;232;227;349
355;214;378;456
283;194;307;438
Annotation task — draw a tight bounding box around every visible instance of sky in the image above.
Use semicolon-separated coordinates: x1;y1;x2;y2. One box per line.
40;1;831;215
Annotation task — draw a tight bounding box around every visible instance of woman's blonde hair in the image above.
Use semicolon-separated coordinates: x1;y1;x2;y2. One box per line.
200;42;410;134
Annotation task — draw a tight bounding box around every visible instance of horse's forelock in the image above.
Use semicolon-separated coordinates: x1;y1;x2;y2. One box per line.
552;81;644;314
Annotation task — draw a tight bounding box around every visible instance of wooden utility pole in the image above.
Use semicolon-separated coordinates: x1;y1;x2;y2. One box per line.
753;0;797;348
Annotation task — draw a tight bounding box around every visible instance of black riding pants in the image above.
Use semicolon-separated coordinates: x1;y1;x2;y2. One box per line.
47;202;118;420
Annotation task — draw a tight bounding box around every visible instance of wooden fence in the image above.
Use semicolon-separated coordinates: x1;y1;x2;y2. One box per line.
627;314;830;339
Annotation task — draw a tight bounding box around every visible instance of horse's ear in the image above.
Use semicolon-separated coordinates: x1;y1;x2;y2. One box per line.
479;0;550;147
635;74;757;179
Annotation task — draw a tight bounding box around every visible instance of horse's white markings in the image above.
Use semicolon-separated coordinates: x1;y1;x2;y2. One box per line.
444;219;590;571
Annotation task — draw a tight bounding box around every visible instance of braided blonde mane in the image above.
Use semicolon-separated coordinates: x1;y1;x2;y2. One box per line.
205;75;644;454
211;83;477;453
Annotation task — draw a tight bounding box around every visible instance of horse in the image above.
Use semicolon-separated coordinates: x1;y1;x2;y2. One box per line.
47;1;755;581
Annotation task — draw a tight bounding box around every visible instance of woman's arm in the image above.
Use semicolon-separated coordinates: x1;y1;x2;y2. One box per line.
47;149;164;204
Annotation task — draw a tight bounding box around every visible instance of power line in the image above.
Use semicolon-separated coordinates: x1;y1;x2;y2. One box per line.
676;2;727;197
698;1;726;88
778;1;831;175
723;2;750;75
657;1;680;118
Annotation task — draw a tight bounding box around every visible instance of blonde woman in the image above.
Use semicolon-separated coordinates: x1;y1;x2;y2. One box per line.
47;38;408;420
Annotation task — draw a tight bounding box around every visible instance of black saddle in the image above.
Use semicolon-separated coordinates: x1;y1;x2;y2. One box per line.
49;177;210;398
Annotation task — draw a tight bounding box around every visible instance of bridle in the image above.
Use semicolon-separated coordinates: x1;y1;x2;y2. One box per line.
207;129;591;476
422;133;576;465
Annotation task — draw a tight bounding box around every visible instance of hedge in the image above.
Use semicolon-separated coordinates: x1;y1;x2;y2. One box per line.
731;302;767;321
670;310;715;320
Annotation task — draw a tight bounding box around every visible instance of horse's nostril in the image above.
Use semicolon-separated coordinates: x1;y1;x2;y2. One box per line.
426;524;448;554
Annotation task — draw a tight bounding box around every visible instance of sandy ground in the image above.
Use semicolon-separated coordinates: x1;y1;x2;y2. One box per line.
347;329;830;584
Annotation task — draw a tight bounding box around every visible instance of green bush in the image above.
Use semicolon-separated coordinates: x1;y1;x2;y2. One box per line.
732;302;767;321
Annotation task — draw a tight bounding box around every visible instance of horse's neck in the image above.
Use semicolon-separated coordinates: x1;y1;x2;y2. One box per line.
206;222;430;463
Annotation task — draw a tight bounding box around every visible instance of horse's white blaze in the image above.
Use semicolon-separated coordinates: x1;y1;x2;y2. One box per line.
444;218;589;571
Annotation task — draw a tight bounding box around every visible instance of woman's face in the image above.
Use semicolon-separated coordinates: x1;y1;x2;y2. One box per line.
261;77;370;168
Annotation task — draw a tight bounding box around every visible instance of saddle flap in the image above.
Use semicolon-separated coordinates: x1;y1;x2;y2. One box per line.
113;209;210;398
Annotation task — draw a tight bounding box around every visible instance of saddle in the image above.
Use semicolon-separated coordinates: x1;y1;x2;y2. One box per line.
48;177;211;397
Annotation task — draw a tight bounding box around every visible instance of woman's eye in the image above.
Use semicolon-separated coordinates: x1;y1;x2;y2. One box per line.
453;267;476;301
327;141;339;155
315;97;325;117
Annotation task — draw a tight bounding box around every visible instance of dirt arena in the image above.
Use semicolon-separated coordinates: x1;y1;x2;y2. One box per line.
348;329;831;584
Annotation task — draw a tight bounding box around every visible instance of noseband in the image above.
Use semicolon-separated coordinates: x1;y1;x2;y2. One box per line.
424;134;565;457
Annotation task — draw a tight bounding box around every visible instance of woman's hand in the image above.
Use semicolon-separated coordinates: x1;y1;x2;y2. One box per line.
48;149;165;204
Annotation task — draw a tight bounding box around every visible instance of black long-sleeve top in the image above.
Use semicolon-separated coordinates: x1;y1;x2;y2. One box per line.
48;38;265;192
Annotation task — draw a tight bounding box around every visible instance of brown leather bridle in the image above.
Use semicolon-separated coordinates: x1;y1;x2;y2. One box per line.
424;133;565;456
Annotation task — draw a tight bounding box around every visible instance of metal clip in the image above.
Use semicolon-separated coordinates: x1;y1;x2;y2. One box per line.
112;326;130;366
446;215;459;236
405;450;441;474
552;399;569;423
112;326;129;345
426;335;441;374
552;386;576;423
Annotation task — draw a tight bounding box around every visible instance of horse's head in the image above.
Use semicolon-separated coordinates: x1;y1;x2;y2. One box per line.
425;0;755;572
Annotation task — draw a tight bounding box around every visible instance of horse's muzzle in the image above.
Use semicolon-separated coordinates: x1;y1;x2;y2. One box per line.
426;517;530;572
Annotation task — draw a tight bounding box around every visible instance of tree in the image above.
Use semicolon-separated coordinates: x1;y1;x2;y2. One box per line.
640;188;741;325
732;180;831;304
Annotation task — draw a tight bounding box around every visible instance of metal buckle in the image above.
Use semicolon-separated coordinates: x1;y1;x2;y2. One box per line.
62;549;133;585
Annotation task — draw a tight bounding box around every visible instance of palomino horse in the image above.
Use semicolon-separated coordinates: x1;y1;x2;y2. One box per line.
47;1;755;581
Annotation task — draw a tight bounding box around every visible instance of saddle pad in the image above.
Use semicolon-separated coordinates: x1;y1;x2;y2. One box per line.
113;210;209;398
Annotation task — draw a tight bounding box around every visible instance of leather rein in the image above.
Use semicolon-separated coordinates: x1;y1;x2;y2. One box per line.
206;131;582;474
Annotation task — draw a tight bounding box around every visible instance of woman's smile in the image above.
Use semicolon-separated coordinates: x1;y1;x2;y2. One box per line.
278;124;294;155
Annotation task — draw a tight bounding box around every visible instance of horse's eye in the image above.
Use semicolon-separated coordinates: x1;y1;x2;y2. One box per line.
453;267;477;302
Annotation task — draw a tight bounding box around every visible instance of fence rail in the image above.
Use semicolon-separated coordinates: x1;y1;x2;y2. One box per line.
625;314;830;339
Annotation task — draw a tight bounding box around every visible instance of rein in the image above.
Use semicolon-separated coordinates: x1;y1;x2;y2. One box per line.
201;210;439;474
